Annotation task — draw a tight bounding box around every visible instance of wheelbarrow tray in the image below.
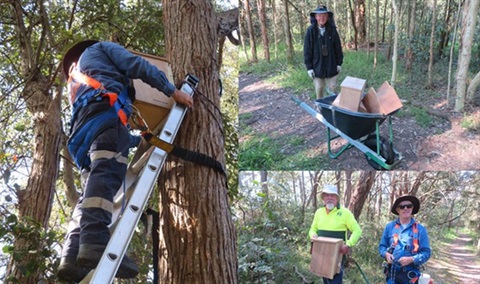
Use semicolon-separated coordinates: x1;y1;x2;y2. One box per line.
314;95;388;139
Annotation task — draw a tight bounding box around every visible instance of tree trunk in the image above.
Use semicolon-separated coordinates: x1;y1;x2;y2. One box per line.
271;0;279;59
282;0;294;63
239;6;250;62
455;0;480;111
427;0;437;87
257;0;270;62
348;171;375;220
467;71;480;99
405;0;417;70
374;0;379;68
261;170;268;198
160;1;237;283
244;0;258;62
5;1;62;282
347;0;358;50
391;0;400;87
354;0;367;44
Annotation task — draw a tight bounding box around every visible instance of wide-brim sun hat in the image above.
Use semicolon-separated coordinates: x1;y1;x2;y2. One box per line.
321;184;339;197
391;195;420;215
62;40;99;76
310;5;334;18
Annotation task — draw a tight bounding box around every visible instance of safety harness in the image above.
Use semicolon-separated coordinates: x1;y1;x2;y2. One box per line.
67;68;226;176
386;221;420;284
67;65;133;169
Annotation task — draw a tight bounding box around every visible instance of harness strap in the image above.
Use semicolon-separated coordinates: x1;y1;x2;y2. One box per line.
69;66;131;126
392;221;419;253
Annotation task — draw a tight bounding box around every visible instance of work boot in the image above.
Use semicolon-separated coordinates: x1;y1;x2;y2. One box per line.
57;256;90;283
77;244;139;279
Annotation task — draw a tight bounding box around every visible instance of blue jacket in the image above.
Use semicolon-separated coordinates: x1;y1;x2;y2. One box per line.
76;41;175;98
379;218;431;267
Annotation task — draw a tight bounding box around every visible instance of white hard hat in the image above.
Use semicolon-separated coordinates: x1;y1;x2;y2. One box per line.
321;184;339;197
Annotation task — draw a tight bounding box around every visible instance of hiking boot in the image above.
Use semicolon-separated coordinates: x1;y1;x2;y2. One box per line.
77;243;139;279
57;256;90;283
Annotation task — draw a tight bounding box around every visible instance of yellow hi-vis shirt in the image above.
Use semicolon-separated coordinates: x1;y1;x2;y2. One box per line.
308;206;362;247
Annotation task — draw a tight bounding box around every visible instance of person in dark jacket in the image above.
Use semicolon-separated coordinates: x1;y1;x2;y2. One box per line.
304;6;343;99
57;40;193;282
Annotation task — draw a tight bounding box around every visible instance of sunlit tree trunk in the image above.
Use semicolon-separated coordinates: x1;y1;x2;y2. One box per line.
455;0;480;111
160;1;237;282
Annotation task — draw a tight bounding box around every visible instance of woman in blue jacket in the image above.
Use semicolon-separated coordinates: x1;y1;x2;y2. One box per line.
379;195;431;284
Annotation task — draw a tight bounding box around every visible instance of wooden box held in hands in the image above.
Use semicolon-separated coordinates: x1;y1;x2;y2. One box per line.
128;51;175;131
309;237;343;279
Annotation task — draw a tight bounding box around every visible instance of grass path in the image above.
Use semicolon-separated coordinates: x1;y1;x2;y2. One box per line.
426;233;480;284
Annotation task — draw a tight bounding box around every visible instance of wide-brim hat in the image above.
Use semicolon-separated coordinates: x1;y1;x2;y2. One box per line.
391;195;420;215
310;6;334;18
62;40;98;76
321;184;339;197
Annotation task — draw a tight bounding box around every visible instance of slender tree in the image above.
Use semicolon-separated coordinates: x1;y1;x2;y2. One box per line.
257;0;270;62
427;0;438;87
455;0;480;111
282;0;294;63
243;0;258;62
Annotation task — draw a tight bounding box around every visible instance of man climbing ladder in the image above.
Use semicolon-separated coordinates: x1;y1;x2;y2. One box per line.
57;40;193;282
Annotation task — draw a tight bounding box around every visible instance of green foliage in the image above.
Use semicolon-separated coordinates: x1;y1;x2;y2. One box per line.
221;42;240;198
239;135;282;170
408;106;435;127
461;114;480;134
0;213;60;283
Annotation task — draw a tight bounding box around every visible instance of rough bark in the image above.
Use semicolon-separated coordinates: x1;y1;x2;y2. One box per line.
5;1;62;282
159;1;237;283
348;171;375;220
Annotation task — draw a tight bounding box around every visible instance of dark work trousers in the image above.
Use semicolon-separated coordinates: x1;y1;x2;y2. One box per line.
323;266;343;284
61;119;129;258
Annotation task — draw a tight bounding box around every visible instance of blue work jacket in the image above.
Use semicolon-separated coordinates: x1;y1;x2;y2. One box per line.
379;218;431;267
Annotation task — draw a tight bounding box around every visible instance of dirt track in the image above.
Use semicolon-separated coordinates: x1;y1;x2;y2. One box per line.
239;73;480;171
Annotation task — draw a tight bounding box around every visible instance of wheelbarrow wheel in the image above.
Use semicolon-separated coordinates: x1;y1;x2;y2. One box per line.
364;134;395;170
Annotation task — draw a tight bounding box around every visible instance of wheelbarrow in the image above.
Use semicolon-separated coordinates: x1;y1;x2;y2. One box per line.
291;95;402;170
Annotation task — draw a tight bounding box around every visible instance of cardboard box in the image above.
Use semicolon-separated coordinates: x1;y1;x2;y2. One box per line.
335;76;367;111
128;51;174;130
310;237;343;279
362;81;402;115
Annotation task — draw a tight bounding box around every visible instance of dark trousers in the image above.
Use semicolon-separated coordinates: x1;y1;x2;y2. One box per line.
62;120;129;257
322;267;343;284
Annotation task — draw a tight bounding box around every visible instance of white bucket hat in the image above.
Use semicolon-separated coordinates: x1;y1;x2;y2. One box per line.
321;184;339;197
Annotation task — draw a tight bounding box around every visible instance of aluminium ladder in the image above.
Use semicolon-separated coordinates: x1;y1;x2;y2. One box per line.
79;74;199;283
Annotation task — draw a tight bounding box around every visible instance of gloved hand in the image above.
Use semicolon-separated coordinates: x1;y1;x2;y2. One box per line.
337;65;341;73
339;245;351;255
307;69;315;80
